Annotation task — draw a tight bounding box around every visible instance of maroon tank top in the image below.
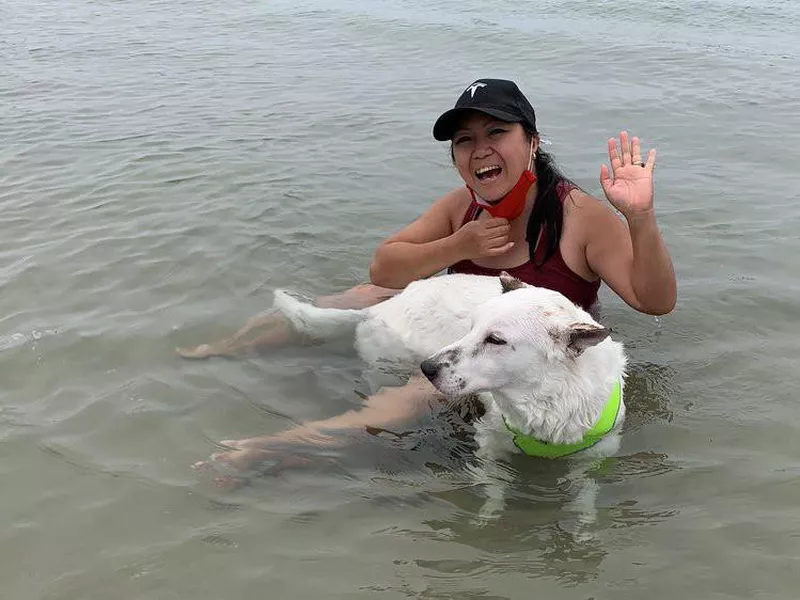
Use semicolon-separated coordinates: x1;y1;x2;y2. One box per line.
448;181;601;311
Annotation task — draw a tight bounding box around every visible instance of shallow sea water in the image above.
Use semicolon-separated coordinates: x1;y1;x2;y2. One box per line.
2;0;800;598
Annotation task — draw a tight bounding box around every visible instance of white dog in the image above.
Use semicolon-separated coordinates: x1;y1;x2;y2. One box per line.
273;272;627;526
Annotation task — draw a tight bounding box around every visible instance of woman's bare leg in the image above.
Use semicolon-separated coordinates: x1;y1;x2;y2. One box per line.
176;283;402;359
194;375;444;486
176;311;298;359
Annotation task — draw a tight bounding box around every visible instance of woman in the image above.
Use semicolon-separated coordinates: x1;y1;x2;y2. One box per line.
189;79;676;482
369;78;675;315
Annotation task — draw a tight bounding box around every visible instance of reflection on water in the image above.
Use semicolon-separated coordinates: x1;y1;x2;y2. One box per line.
622;361;679;428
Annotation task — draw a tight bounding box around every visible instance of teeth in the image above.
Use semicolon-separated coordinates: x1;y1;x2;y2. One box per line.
475;165;501;176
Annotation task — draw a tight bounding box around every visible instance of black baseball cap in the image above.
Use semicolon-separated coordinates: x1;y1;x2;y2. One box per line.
432;79;537;141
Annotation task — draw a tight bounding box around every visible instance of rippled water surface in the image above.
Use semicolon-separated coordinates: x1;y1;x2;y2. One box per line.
2;0;800;598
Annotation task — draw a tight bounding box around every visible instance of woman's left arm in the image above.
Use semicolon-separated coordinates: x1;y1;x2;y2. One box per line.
585;132;677;315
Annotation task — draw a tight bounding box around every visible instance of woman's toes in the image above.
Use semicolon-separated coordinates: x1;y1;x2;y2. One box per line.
176;344;215;359
212;474;249;490
219;440;246;449
194;441;287;489
212;447;272;474
218;438;270;451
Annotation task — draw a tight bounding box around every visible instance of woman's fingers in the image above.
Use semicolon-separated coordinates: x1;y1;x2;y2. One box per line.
600;163;617;201
486;241;515;255
645;148;657;172
484;218;510;229
482;219;511;245
620;131;632;165
631;136;643;165
608;137;622;169
610;132;651;168
487;234;511;250
487;226;510;239
600;163;612;188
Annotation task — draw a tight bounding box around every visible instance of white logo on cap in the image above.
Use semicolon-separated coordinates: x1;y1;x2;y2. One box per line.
466;82;487;98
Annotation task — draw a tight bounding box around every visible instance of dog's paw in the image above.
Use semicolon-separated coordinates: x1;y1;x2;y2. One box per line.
560;477;600;544
471;497;505;527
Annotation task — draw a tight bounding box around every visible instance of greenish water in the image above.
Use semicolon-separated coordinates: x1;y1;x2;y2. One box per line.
2;0;799;598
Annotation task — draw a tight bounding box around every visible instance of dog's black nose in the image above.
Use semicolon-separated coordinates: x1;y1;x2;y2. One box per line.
420;359;439;379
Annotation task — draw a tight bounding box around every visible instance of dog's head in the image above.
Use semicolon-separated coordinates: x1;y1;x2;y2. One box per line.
420;273;610;396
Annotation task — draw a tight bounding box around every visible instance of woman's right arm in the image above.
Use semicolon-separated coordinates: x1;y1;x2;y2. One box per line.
369;189;512;288
369;190;465;288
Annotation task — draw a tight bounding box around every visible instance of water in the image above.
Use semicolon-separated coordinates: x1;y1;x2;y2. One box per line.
2;0;800;597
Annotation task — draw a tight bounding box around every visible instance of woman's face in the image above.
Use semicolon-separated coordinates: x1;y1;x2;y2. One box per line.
451;112;538;201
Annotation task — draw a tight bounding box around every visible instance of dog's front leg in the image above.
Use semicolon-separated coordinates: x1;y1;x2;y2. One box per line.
468;458;513;525
561;460;600;543
562;433;623;541
464;405;518;524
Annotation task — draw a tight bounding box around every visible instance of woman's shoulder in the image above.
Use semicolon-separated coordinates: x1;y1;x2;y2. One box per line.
562;184;619;221
438;185;472;209
414;186;472;222
434;186;474;230
561;184;626;247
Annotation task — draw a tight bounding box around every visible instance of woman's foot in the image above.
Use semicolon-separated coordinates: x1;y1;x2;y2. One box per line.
176;319;300;360
193;437;326;489
177;284;401;360
193;440;278;489
176;343;236;360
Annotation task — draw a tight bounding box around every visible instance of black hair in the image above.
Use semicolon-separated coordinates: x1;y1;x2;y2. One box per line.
450;123;573;266
523;124;571;266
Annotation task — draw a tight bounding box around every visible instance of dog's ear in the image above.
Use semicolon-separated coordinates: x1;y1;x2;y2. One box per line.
499;271;525;293
566;322;611;354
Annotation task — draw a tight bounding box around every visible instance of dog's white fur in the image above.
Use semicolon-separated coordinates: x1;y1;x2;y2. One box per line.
273;273;627;527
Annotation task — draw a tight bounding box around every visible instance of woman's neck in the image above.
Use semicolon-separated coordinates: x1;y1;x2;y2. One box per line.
507;181;537;239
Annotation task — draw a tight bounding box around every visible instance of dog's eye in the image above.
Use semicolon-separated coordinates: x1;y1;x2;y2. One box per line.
484;334;507;346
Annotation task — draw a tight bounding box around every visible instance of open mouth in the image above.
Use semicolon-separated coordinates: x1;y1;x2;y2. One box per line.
475;165;502;183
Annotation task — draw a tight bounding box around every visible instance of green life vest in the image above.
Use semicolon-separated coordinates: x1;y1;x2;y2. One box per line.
503;380;622;459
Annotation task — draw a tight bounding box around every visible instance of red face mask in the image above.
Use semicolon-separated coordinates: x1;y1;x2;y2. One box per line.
467;169;537;221
466;141;537;221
